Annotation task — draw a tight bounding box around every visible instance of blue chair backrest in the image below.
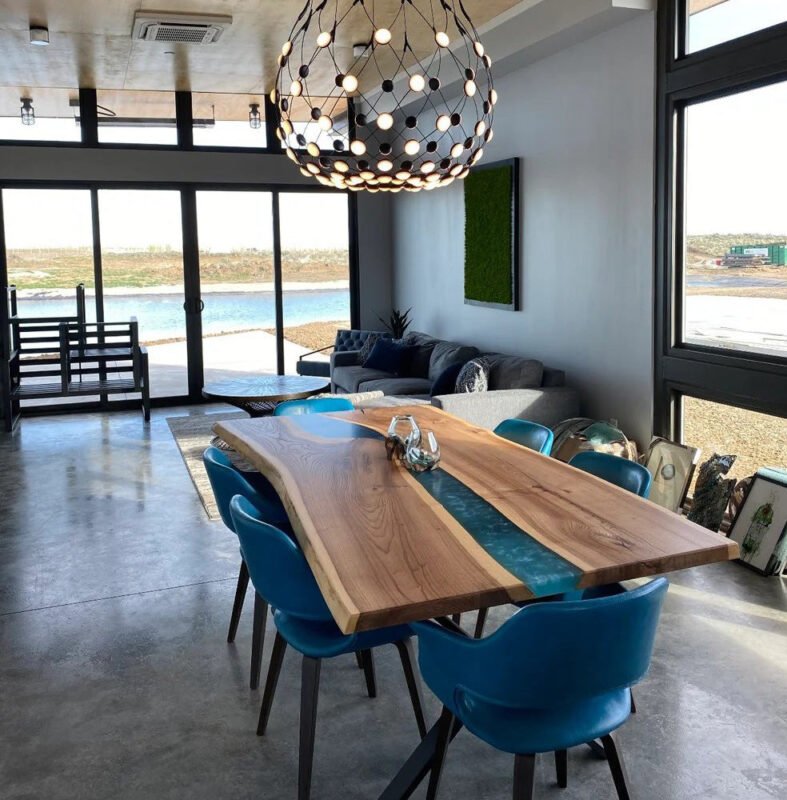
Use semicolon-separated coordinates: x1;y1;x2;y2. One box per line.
203;446;272;532
274;397;354;416
416;577;667;710
569;451;652;498
229;494;333;623
494;419;554;455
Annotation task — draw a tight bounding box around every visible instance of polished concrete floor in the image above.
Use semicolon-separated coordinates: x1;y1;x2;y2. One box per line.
1;408;785;800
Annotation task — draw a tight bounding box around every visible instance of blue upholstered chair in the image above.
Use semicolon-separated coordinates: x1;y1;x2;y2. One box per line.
230;495;427;800
203;446;290;690
414;577;668;800
569;451;652;498
494;419;554;455
274;396;354;416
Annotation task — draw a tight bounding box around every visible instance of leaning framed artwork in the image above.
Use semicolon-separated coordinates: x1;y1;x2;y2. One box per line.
643;437;701;513
463;157;521;310
728;468;787;576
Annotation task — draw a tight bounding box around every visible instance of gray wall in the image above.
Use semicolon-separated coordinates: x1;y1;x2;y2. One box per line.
391;13;656;446
0;146;392;325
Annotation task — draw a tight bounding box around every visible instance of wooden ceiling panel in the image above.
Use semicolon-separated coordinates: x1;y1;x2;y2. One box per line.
0;0;524;94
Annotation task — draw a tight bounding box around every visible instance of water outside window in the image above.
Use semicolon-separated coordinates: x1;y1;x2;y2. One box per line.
682;80;787;358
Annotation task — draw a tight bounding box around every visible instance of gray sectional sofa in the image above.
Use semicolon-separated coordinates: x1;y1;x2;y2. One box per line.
330;329;579;430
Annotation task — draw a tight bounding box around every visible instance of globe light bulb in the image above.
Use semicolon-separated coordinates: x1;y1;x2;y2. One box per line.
435;31;450;47
342;74;359;93
318;115;333;131
377;159;393;172
350;140;367;156
317;31;332;47
409;74;425;92
290;80;303;97
376;112;394;130
404;139;420;156
374;28;392;45
436;115;451;132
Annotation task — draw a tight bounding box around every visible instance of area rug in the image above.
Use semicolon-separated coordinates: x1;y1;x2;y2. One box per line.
166;411;248;520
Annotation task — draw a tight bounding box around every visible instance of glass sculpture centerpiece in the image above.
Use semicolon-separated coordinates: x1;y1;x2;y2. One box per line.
273;0;496;193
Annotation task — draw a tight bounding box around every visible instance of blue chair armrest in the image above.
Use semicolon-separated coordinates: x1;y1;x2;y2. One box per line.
331;350;362;369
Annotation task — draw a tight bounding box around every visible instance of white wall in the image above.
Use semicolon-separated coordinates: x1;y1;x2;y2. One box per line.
392;13;656;446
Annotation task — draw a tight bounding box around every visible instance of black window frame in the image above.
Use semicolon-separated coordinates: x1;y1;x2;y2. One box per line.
654;0;787;442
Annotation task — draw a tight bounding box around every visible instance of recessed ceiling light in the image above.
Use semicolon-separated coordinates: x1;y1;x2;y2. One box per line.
29;26;50;46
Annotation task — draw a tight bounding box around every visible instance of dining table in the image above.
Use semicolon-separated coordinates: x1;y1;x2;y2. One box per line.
214;404;739;799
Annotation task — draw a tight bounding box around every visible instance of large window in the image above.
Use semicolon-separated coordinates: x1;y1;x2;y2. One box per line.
98;190;187;397
95;90;178;146
686;0;787;54
192;94;267;148
0;87;80;142
655;1;787;463
196;191;275;381
683;81;787;358
1;188;96;405
279;193;351;374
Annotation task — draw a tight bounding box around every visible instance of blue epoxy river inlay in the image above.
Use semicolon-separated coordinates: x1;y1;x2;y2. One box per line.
287;415;580;595
412;469;581;597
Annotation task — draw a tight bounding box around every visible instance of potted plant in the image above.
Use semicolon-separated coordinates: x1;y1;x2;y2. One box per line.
378;307;413;340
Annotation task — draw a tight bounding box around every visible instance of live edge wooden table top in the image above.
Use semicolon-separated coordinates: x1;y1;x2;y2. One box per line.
214;406;738;634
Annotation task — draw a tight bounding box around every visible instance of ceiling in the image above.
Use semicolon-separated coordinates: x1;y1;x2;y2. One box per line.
0;0;525;96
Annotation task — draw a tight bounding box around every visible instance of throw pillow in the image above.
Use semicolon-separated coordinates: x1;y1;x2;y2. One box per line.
358;333;382;363
363;339;418;375
430;361;464;396
455;358;490;393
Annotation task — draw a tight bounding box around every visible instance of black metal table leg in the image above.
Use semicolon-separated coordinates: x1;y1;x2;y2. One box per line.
377;713;463;800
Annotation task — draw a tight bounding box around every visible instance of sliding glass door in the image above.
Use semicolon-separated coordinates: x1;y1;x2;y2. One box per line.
97;190;187;398
2;183;356;411
279;193;351;374
195;191;276;383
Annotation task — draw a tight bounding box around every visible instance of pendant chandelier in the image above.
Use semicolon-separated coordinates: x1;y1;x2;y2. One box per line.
272;0;496;193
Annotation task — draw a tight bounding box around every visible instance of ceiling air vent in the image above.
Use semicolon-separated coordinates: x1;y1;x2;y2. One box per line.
132;11;232;44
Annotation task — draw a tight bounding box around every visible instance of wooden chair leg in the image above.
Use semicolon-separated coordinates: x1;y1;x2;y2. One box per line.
513;754;537;800
257;631;287;735
395;639;427;738
474;607;489;639
360;648;377;698
299;656;322;800
601;732;633;800
451;613;462;626
425;706;454;800
249;592;267;690
554;750;567;788
227;560;249;643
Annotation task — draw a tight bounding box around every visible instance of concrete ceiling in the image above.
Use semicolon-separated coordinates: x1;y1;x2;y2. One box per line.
0;0;525;96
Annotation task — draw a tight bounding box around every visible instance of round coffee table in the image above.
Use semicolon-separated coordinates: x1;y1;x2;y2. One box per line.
202;375;331;417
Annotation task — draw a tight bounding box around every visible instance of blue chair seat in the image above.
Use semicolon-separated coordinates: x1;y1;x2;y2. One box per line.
454;688;631;755
273;610;412;659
